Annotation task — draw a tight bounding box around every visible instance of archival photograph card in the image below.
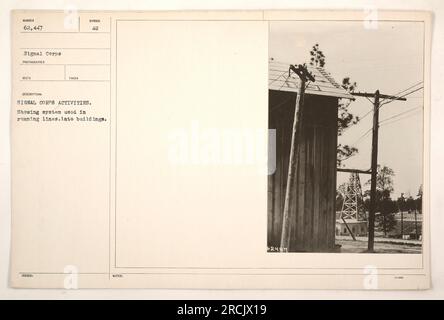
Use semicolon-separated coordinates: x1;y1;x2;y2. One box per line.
10;10;431;289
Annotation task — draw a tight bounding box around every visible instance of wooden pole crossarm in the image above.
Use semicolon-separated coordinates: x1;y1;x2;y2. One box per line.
351;92;407;101
351;92;375;98
337;168;372;175
377;94;407;101
289;64;315;82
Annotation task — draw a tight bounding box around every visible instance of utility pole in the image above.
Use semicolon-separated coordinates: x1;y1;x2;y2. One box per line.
351;91;406;252
401;206;404;239
399;193;404;239
414;203;419;239
280;64;314;252
368;90;380;252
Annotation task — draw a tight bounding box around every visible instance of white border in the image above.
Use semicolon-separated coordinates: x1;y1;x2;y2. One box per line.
1;0;443;299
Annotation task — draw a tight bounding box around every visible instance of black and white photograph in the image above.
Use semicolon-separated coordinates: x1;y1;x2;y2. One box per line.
267;20;424;253
4;4;438;294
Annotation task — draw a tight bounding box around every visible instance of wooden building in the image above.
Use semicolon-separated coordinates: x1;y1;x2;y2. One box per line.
267;59;354;252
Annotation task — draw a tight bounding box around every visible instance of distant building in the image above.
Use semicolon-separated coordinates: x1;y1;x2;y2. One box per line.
336;220;368;237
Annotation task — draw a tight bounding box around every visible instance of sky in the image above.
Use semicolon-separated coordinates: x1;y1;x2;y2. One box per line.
269;21;424;199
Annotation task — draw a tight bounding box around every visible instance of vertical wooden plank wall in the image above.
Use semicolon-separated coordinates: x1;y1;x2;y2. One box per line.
268;91;338;252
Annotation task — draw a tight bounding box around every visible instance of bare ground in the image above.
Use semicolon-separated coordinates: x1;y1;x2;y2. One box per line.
337;238;422;253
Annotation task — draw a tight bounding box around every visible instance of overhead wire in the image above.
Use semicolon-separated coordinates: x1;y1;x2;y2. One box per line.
380;109;422;127
379;106;422;125
344;106;422;150
379;81;423;104
340;81;423;138
378;86;423;109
